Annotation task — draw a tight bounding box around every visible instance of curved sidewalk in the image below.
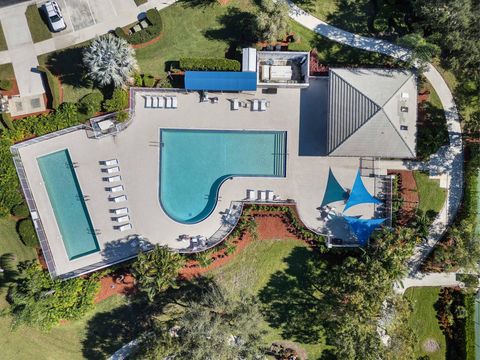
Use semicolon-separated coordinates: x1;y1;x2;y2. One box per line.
287;2;464;276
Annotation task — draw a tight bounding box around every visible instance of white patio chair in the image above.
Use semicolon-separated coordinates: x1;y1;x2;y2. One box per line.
157;96;165;108
103;159;118;166
152;96;159;108
109;185;124;193
103;166;120;174
117;223;132;232
113;207;128;215
247;189;256;200
171;96;178;108
165;96;172;108
259;99;267;111
251;99;259;111
105;175;122;182
115;215;130;223
111;195;127;203
144;96;152;108
266;190;274;201
231;98;239;110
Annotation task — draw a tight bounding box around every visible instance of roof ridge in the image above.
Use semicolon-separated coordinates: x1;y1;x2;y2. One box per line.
379;72;415;107
382;108;416;157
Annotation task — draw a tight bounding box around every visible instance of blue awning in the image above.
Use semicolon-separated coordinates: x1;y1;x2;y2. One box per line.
184;71;257;91
344;170;381;211
344;216;386;246
321;168;348;207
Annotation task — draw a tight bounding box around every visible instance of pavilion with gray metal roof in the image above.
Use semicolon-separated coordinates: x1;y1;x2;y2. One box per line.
326;68;417;158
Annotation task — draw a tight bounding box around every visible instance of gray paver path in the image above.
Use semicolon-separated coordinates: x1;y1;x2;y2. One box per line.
287;1;464;277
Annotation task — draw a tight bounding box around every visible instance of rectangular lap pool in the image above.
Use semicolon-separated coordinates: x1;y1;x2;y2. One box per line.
160;129;287;224
37;149;99;260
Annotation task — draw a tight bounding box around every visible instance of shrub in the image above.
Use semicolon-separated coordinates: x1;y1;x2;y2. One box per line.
114;27;128;40
78;92;104;117
37;65;61;109
7;261;100;330
0;79;12;90
103;89;128;112
195;251;214;268
143;74;155;87
17;218;38;247
146;8;162;26
288;42;311;52
11;203;29;218
133;72;143;87
135;0;148;5
116;110;129;123
128;25;162;45
179;57;241;71
1;112;14;130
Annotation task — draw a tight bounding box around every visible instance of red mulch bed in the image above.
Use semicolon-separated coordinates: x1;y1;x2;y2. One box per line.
388;170;419;224
95;273;136;303
132;33;163;49
36;247;48;270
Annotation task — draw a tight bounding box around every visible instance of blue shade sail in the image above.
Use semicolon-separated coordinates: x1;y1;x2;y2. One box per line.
344;216;387;246
344;170;381;211
321;168;348;207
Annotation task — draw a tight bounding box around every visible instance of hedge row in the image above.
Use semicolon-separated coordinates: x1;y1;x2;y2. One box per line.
17;218;38;247
179;57;241;71
115;9;162;45
1;112;13;130
37;65;61;109
465;293;476;360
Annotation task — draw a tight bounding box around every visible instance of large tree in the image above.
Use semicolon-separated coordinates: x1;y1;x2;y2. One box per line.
136;285;266;359
132;245;186;301
256;0;290;43
83;34;138;87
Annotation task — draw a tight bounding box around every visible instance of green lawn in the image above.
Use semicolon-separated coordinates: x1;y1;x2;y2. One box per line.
211;239;327;358
404;287;446;360
0;22;8;51
292;0;340;21
135;0;255;75
0;217;36;309
0;295;133;360
0;63;14;80
414;171;447;217
25;4;52;43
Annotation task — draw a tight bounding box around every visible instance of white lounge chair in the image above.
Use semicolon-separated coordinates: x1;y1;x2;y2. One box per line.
259;99;267;111
266;190;274;201
103;166;120;174
252;99;259;111
247;189;256;200
103;159;118;166
144;96;152;108
105;175;122;182
111;195;127;203
171;96;177;108
231;98;239;110
113;207;128;215
157;96;165;108
117;223;132;232
165;96;172;108
152;96;159;108
109;185;124;193
258;190;267;201
115;215;130;223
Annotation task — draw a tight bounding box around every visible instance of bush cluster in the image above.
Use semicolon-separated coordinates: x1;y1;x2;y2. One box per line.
1;112;14;130
78;92;104;117
11;202;29;218
103;89;129;112
114;10;163;45
143;74;155;87
37;66;61;109
179;57;241;71
0;79;12;91
17;218;38;247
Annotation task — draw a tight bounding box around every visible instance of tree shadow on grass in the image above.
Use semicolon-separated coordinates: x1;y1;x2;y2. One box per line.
258;246;325;344
204;7;258;59
43;46;90;89
178;0;217;8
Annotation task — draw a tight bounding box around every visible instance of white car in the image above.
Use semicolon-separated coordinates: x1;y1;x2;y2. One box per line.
42;1;66;32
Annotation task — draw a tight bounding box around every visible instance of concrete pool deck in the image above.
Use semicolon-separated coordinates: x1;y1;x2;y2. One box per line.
15;78;380;277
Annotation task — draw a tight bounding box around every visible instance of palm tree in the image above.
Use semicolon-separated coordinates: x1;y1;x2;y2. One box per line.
83;34;138;87
132;245;186;301
256;0;290;43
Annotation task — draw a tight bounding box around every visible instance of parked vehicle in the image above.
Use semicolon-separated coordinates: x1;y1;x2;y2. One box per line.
42;1;66;32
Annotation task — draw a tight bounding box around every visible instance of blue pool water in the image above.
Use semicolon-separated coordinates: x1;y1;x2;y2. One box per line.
37;149;99;260
160;129;287;224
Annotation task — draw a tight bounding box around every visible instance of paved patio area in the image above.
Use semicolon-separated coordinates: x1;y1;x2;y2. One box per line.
17;79;379;277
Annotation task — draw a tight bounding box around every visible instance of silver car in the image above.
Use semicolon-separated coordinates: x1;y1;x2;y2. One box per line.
42;1;66;32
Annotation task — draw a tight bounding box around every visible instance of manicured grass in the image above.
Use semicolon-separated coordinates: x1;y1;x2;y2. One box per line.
135;0;255;75
414;171;447;217
0;22;8;51
0;63;14;80
404;287;446;360
292;0;339;21
25;4;52;43
211;239;327;358
134;0;148;5
0;295;130;360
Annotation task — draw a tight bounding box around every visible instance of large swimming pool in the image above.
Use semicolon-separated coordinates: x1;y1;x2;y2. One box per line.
37;149;99;260
160;129;287;224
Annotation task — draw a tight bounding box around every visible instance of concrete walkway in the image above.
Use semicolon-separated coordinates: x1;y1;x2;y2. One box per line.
394;272;465;294
287;1;464;277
